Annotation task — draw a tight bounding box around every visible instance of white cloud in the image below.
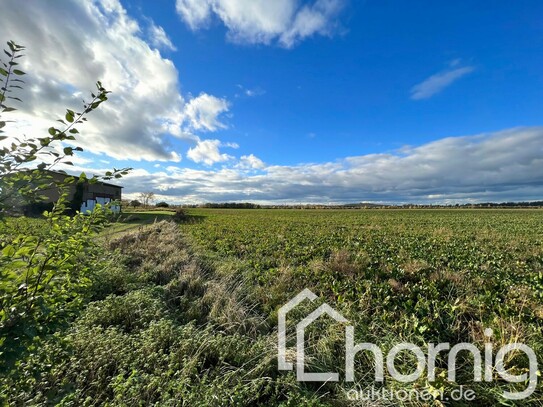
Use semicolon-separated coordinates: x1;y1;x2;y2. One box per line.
186;139;234;165
411;65;474;100
175;0;344;47
148;22;177;51
175;0;213;29
236;154;266;170
0;0;226;163
236;84;266;98
72;127;543;204
224;142;239;149
184;93;230;132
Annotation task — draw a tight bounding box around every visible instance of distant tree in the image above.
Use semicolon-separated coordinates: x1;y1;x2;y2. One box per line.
130;200;141;207
138;192;155;207
156;201;169;208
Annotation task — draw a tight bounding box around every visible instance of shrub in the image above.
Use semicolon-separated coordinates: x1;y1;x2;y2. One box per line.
156;201;169;208
172;208;188;223
0;40;130;387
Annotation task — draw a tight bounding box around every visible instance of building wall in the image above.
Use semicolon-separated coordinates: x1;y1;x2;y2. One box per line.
39;172;122;213
82;182;122;202
39;172;78;202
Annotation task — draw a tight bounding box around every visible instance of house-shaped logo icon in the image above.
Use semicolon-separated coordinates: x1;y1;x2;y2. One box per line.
277;289;348;382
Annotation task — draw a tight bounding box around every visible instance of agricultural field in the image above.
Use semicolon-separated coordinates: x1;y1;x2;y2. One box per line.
182;208;543;321
2;208;543;406
179;208;543;404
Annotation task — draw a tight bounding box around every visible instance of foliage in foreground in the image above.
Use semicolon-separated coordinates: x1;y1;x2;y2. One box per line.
0;39;128;398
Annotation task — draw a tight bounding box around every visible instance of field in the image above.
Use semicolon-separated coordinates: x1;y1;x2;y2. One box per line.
182;208;543;324
179;209;543;400
2;208;543;405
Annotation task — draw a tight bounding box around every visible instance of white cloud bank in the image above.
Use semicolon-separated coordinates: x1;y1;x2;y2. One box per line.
0;0;228;162
175;0;345;47
69;127;543;204
411;65;474;100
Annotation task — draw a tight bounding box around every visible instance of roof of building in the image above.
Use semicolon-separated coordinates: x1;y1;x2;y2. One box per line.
42;170;124;189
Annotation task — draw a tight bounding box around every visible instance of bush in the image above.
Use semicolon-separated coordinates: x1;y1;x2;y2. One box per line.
130;200;141;207
172;209;187;223
156;201;169;208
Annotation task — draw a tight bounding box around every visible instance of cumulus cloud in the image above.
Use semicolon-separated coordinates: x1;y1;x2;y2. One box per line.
68;127;543;204
0;0;227;163
186;139;235;165
411;65;474;100
184;93;230;132
175;0;345;47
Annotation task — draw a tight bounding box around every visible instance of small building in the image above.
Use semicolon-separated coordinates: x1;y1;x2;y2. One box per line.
40;171;122;213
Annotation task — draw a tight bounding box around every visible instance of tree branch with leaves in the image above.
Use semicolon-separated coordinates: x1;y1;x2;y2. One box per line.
0;40;131;373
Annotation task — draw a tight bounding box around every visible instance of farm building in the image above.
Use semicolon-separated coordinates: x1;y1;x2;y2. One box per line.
39;171;122;213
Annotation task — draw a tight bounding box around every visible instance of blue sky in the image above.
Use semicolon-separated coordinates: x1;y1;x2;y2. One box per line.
133;0;543;165
1;0;542;203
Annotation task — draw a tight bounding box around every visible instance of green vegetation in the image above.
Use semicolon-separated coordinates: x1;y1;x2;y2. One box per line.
3;208;542;405
178;208;543;405
101;211;174;236
0;40;129;404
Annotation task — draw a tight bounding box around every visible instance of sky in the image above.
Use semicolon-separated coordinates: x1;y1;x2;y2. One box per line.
0;0;542;204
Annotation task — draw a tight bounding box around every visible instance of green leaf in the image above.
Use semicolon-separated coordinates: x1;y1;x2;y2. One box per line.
0;67;7;76
69;128;79;134
48;127;56;136
13;69;26;75
2;245;15;257
65;111;74;123
2;107;16;112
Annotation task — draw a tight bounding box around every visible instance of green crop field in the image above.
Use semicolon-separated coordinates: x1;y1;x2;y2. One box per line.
176;208;543;404
2;208;543;406
181;208;543;318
